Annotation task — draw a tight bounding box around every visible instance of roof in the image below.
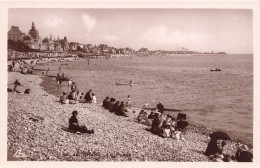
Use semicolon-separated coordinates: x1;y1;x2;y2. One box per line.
8;26;24;35
42;38;50;43
23;35;33;41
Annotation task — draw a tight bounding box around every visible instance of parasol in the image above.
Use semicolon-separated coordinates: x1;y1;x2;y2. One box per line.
210;131;231;141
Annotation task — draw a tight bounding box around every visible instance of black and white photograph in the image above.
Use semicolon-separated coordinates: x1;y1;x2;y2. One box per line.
1;1;260;167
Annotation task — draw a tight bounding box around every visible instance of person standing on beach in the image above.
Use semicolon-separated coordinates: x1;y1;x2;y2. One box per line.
126;95;131;108
156;101;164;114
71;82;79;100
92;93;97;104
129;80;133;86
46;68;49;75
68;78;72;86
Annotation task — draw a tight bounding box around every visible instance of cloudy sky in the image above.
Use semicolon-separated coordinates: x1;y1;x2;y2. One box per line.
8;8;252;54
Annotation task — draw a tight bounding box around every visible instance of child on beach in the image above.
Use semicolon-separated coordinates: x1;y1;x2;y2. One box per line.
143;101;149;109
60;92;69;104
68;78;72;86
126;95;131;108
92;93;97;104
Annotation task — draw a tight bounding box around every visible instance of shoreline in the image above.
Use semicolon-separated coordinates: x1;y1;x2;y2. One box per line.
7;71;253;161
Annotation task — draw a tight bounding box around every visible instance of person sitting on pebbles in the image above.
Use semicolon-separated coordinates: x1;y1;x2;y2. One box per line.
13;79;22;93
107;98;116;112
148;111;155;119
235;144;253;162
137;110;148;124
205;138;227;156
60;91;69;104
161;114;176;138
117;102;128;116
84;89;93;103
150;112;163;135
69;110;94;134
102;96;110;108
112;101;120;113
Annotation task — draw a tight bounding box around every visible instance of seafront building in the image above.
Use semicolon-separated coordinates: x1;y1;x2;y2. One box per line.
8;21;139;59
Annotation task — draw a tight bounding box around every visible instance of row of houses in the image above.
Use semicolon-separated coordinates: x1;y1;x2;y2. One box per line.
8;22;144;56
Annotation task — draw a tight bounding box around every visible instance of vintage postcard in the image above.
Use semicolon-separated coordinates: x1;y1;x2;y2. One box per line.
0;1;259;168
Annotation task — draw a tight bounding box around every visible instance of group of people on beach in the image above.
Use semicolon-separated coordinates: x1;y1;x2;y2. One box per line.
102;95;131;116
60;81;97;105
204;132;253;162
138;102;187;140
8;60;34;75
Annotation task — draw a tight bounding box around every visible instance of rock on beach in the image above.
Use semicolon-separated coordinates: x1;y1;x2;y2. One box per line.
7;72;250;161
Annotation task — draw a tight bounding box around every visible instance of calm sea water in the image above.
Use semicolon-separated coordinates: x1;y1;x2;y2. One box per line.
36;54;253;144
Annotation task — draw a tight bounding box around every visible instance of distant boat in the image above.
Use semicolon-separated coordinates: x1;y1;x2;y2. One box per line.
210;69;222;72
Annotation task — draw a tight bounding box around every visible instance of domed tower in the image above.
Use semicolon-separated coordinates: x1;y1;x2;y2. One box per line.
28;21;40;41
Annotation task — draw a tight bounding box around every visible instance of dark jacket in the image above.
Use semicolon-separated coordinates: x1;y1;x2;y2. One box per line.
102;99;109;108
84;92;92;102
69;116;78;130
205;139;222;156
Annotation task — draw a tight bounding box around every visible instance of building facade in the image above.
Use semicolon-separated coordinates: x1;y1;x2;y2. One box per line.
8;26;25;41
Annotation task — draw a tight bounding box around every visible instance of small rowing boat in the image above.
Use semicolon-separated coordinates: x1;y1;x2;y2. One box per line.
116;82;132;86
210;69;222;72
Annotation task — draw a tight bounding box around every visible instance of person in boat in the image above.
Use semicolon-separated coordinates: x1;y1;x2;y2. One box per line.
84;89;93;103
57;73;60;78
112;101;120;113
102;96;110;108
143;101;149;109
13;79;22;93
156;101;164;114
69;110;94;134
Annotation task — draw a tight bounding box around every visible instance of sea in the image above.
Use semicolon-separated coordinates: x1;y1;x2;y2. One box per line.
35;54;253;144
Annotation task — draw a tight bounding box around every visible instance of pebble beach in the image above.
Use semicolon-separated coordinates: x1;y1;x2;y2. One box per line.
7;71;252;161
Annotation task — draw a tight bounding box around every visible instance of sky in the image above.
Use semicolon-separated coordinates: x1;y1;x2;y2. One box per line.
8;8;253;54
